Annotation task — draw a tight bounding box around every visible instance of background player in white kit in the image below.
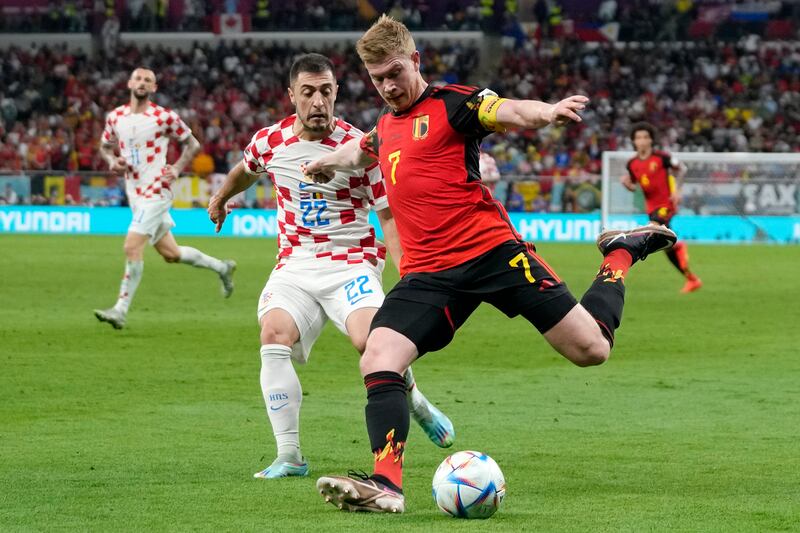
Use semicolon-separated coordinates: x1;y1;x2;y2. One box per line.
95;68;236;329
208;54;454;479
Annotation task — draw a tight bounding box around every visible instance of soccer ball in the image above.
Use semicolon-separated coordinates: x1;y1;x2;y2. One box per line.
431;450;506;519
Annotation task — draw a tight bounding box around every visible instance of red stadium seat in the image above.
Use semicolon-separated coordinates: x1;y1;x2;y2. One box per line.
766;20;796;40
688;20;717;39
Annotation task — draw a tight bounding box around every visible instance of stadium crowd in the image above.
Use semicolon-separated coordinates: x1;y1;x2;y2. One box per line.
485;37;800;181
1;33;798;211
0;0;486;33
0;39;477;175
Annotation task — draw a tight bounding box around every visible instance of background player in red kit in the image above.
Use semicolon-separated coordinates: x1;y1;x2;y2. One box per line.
622;122;702;293
304;15;677;513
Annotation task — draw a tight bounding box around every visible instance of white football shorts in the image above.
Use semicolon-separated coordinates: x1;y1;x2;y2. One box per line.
257;261;385;364
129;199;175;244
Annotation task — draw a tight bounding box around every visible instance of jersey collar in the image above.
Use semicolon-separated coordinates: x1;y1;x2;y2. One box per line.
392;85;434;116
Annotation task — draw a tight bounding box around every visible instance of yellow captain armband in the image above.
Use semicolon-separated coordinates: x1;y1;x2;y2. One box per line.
668;174;677;194
477;95;509;133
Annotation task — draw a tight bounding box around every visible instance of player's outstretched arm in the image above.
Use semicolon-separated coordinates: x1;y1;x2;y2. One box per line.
208;161;259;233
302;136;377;183
163;135;201;181
376;207;403;273
495;95;589;130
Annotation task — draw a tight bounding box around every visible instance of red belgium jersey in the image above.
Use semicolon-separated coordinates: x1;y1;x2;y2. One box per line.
626;150;679;214
360;84;519;276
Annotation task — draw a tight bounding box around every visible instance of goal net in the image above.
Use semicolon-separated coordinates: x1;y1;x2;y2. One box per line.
601;152;800;243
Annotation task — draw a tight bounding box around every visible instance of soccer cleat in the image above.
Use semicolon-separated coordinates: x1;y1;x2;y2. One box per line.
681;276;703;293
94;307;126;329
317;472;405;513
253;457;309;479
219;260;236;298
412;400;455;448
596;225;677;263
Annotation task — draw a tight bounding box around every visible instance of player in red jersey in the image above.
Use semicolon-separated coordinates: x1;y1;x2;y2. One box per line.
623;122;702;293
304;16;676;513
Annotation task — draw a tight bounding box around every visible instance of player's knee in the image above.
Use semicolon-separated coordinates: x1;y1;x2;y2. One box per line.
571;336;610;367
123;242;140;259
260;325;295;347
359;342;392;376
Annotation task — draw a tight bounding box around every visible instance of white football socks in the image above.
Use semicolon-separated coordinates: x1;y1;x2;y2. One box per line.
113;260;143;314
404;366;431;421
178;246;226;274
260;344;303;463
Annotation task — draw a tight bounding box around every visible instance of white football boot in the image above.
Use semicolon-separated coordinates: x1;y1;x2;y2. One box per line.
94;307;126;330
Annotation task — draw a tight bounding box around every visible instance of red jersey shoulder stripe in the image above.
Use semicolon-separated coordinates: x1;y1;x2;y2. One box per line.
443;84;479;95
446;83;479;92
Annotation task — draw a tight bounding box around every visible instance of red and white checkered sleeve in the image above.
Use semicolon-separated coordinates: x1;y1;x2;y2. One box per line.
167;110;192;142
243;130;271;175
102;113;117;145
364;162;388;211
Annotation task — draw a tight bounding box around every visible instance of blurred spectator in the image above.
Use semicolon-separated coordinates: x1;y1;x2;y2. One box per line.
598;0;617;22
101;16;121;56
192;151;215;177
3;183;19;204
103;178;124;206
479;151;501;183
506;184;525;212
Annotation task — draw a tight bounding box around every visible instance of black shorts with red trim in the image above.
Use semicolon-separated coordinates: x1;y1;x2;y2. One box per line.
648;206;676;226
370;240;577;356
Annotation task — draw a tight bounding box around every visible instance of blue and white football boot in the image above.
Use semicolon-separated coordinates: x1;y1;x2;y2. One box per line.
253;457;309;479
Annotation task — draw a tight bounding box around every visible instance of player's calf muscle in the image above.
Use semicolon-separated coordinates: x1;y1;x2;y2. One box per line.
544;306;610;366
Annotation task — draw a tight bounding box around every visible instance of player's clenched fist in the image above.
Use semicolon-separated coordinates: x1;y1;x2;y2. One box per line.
301;161;335;184
108;156;127;175
161;164;180;182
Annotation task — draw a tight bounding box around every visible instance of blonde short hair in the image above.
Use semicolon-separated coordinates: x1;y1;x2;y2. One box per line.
356;14;416;64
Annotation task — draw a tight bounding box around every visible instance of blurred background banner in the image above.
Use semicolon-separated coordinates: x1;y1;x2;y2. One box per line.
3;206;798;243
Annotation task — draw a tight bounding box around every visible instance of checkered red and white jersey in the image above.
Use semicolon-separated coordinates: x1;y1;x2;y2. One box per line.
243;115;388;267
103;102;192;204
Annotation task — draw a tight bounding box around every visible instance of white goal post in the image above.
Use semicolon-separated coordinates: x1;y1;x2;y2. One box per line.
601;151;800;243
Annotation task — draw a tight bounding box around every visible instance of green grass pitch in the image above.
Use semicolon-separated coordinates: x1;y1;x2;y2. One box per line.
1;234;799;532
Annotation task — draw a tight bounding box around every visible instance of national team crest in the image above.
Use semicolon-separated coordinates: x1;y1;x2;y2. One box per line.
412;115;429;140
650;161;657;171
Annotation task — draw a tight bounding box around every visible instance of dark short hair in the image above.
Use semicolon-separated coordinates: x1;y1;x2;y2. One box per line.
289;53;335;85
630;121;656;142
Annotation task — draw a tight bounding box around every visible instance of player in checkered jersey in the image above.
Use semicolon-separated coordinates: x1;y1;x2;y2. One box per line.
94;68;236;330
208;54;454;479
